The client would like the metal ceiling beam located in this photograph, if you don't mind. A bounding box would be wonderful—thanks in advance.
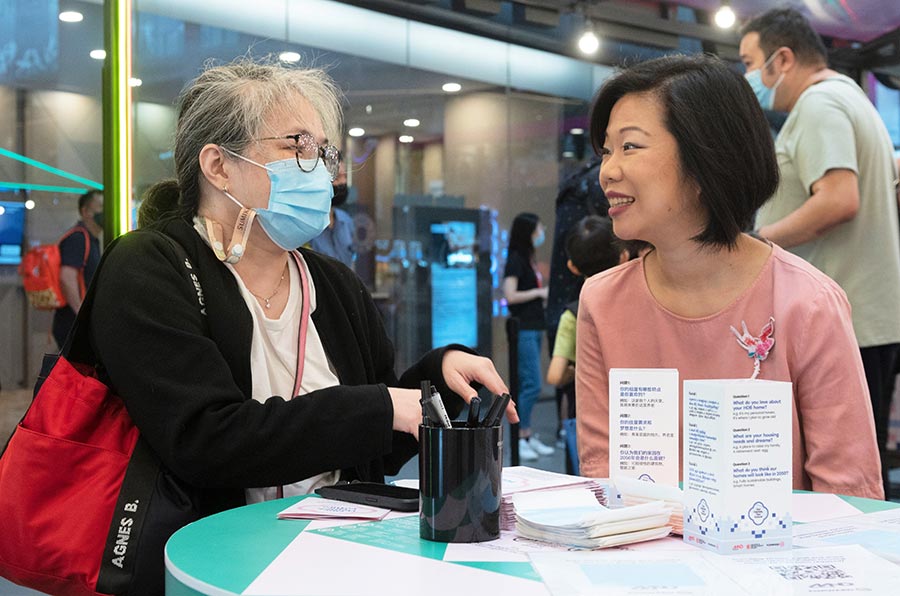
[340,0,739,59]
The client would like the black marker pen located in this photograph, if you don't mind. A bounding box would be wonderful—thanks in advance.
[466,396,482,428]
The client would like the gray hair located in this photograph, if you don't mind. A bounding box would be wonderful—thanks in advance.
[141,57,342,222]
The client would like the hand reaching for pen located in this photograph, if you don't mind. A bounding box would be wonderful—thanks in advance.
[442,350,519,424]
[388,388,422,440]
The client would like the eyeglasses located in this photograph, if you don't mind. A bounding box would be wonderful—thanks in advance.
[255,132,342,179]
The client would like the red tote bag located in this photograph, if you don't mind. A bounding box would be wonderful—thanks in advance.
[0,231,202,596]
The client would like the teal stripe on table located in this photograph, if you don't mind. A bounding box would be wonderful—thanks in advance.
[165,496,308,594]
[453,561,543,582]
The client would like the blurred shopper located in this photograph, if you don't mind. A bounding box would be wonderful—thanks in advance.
[310,160,355,267]
[576,53,882,499]
[504,212,554,460]
[546,215,626,388]
[52,190,102,348]
[741,8,900,499]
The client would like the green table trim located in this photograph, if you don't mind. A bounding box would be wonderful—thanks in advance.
[165,496,307,594]
[165,493,900,594]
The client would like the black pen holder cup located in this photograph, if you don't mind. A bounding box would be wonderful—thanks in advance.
[419,422,502,543]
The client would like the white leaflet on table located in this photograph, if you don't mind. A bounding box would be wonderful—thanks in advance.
[391,478,419,489]
[277,498,390,520]
[304,510,416,530]
[792,515,900,563]
[613,475,683,503]
[791,493,861,523]
[706,544,900,595]
[442,530,576,562]
[529,549,746,596]
[502,466,604,494]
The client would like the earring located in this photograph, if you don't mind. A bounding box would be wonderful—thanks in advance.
[223,184,228,193]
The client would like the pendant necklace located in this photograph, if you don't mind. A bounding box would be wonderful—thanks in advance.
[250,263,287,309]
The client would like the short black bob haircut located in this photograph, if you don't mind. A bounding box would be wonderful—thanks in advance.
[589,53,779,248]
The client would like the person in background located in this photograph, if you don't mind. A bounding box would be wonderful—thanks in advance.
[503,212,554,461]
[546,156,608,449]
[310,160,355,267]
[81,59,515,592]
[576,53,882,499]
[52,189,102,348]
[741,8,900,499]
[546,215,627,388]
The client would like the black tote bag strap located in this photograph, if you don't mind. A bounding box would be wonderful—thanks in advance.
[60,229,201,366]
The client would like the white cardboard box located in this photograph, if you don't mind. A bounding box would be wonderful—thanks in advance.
[682,379,792,554]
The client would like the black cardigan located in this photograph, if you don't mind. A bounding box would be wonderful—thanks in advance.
[86,217,464,516]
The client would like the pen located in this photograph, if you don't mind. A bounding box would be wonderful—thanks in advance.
[484,393,511,427]
[479,393,502,428]
[466,396,482,428]
[420,380,432,427]
[420,385,452,429]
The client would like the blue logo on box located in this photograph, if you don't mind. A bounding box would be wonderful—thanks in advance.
[698,499,710,522]
[748,501,769,526]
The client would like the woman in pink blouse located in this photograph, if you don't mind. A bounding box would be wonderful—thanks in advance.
[575,54,883,499]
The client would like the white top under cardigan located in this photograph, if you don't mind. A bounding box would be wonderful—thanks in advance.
[193,219,340,502]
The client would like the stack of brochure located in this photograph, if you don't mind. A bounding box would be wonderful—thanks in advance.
[512,487,671,548]
[500,467,607,531]
[613,475,684,535]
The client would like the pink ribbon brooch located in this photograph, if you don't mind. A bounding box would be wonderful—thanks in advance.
[729,317,775,379]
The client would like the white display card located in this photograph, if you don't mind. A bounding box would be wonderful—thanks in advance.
[682,379,792,554]
[608,368,679,486]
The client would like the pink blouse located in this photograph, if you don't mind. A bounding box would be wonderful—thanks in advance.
[575,244,883,499]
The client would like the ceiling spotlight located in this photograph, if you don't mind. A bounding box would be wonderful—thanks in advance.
[398,135,414,143]
[89,49,106,60]
[403,118,420,127]
[578,23,600,55]
[714,5,736,29]
[348,127,365,137]
[0,205,5,215]
[570,128,585,135]
[129,77,143,87]
[59,11,83,23]
[25,200,35,210]
[365,104,373,114]
[279,51,301,63]
[442,82,462,93]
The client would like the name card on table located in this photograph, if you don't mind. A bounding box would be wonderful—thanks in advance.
[608,368,679,486]
[683,379,792,554]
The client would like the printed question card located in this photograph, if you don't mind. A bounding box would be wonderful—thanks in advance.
[683,379,792,554]
[609,368,679,486]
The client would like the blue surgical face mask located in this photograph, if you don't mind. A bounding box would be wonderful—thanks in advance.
[533,228,545,248]
[744,51,784,111]
[222,149,333,250]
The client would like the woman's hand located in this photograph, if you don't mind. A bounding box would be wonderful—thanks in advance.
[388,388,423,440]
[442,350,519,424]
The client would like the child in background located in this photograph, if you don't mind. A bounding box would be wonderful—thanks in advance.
[547,215,629,387]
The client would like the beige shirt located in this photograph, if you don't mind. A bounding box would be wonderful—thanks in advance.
[755,75,900,348]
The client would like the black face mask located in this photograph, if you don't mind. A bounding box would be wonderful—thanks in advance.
[331,184,349,207]
[93,211,104,227]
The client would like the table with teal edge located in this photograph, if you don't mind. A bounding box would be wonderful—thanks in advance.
[164,492,899,596]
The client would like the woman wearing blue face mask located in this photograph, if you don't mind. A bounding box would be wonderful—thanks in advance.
[503,212,554,461]
[77,58,516,594]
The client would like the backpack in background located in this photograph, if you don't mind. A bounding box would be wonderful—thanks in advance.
[18,227,89,310]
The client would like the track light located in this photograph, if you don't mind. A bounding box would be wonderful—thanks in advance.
[714,4,736,29]
[578,22,600,55]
